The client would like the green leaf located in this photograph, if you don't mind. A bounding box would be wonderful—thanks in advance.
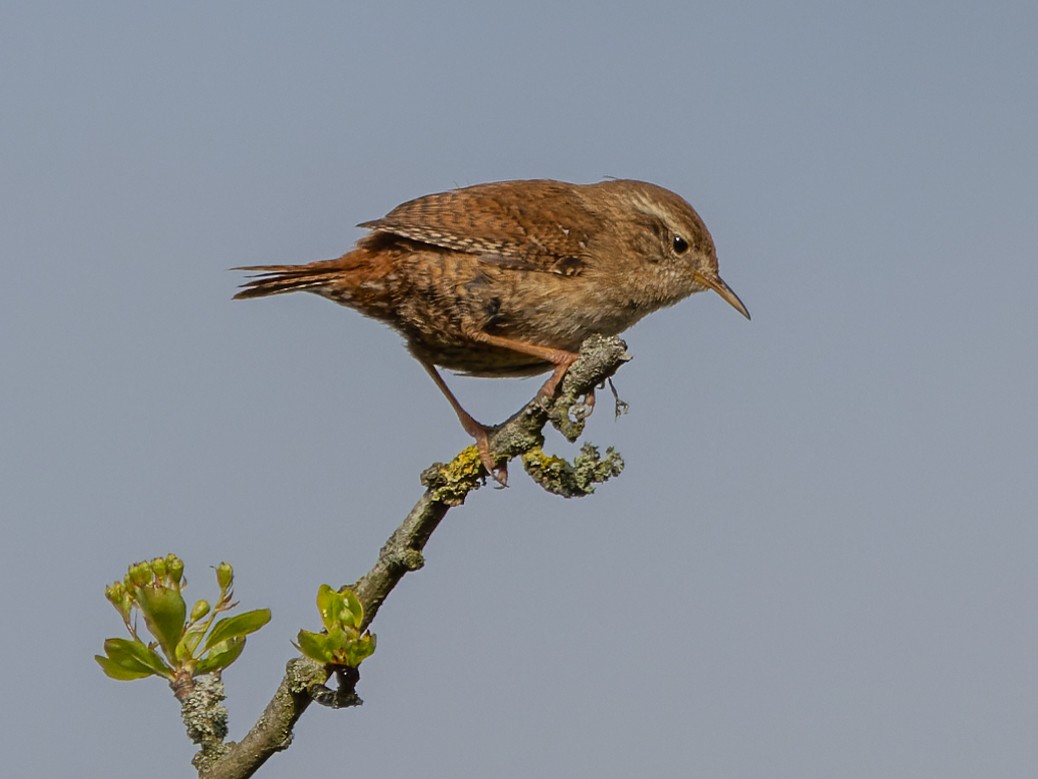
[95,654,154,680]
[324,627,351,657]
[177,621,209,661]
[136,584,186,659]
[341,589,364,629]
[295,629,333,664]
[195,636,246,674]
[315,585,343,632]
[101,638,172,679]
[346,633,376,666]
[203,608,271,651]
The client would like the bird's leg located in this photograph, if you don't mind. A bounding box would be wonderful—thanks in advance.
[419,359,508,485]
[466,331,581,399]
[468,330,599,419]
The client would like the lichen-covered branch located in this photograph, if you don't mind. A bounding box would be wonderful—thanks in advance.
[183,675,231,773]
[196,335,630,779]
[198,658,328,779]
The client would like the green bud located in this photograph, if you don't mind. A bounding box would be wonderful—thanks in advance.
[105,582,125,606]
[166,554,184,587]
[129,561,152,588]
[105,582,132,620]
[215,562,233,592]
[190,599,211,621]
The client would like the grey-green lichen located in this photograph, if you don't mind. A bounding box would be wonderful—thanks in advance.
[521,443,624,497]
[182,674,232,772]
[285,656,329,695]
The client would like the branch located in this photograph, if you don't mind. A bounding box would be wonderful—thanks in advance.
[197,335,631,779]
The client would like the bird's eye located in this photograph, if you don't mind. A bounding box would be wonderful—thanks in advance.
[672,235,689,254]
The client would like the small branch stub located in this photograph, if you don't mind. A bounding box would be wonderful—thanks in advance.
[522,443,625,497]
[309,667,363,709]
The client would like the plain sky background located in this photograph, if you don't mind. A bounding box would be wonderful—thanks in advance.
[3,2,1036,777]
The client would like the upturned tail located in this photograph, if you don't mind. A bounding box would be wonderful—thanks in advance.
[232,259,350,300]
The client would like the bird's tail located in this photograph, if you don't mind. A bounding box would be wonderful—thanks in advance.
[232,258,350,300]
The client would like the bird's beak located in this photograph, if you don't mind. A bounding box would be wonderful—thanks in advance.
[694,272,751,320]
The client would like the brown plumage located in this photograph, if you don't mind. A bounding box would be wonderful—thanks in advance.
[235,178,749,482]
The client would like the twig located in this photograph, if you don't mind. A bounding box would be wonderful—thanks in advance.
[197,335,630,779]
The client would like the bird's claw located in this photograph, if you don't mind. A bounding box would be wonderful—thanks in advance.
[474,429,508,487]
[570,389,597,422]
[607,378,629,418]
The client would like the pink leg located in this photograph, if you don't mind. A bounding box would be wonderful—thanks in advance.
[419,360,507,485]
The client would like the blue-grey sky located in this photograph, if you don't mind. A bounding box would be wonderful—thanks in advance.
[3,2,1037,777]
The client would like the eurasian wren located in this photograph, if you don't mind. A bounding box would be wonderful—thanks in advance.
[235,178,749,482]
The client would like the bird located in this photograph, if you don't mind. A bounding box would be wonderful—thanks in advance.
[234,178,749,483]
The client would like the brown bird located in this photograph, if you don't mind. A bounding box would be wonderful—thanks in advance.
[235,178,749,483]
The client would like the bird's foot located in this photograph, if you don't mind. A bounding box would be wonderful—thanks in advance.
[570,388,596,422]
[607,378,629,418]
[472,425,508,487]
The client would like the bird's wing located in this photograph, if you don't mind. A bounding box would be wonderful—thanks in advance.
[358,180,600,276]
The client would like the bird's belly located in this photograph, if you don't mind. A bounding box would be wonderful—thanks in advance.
[408,338,552,377]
